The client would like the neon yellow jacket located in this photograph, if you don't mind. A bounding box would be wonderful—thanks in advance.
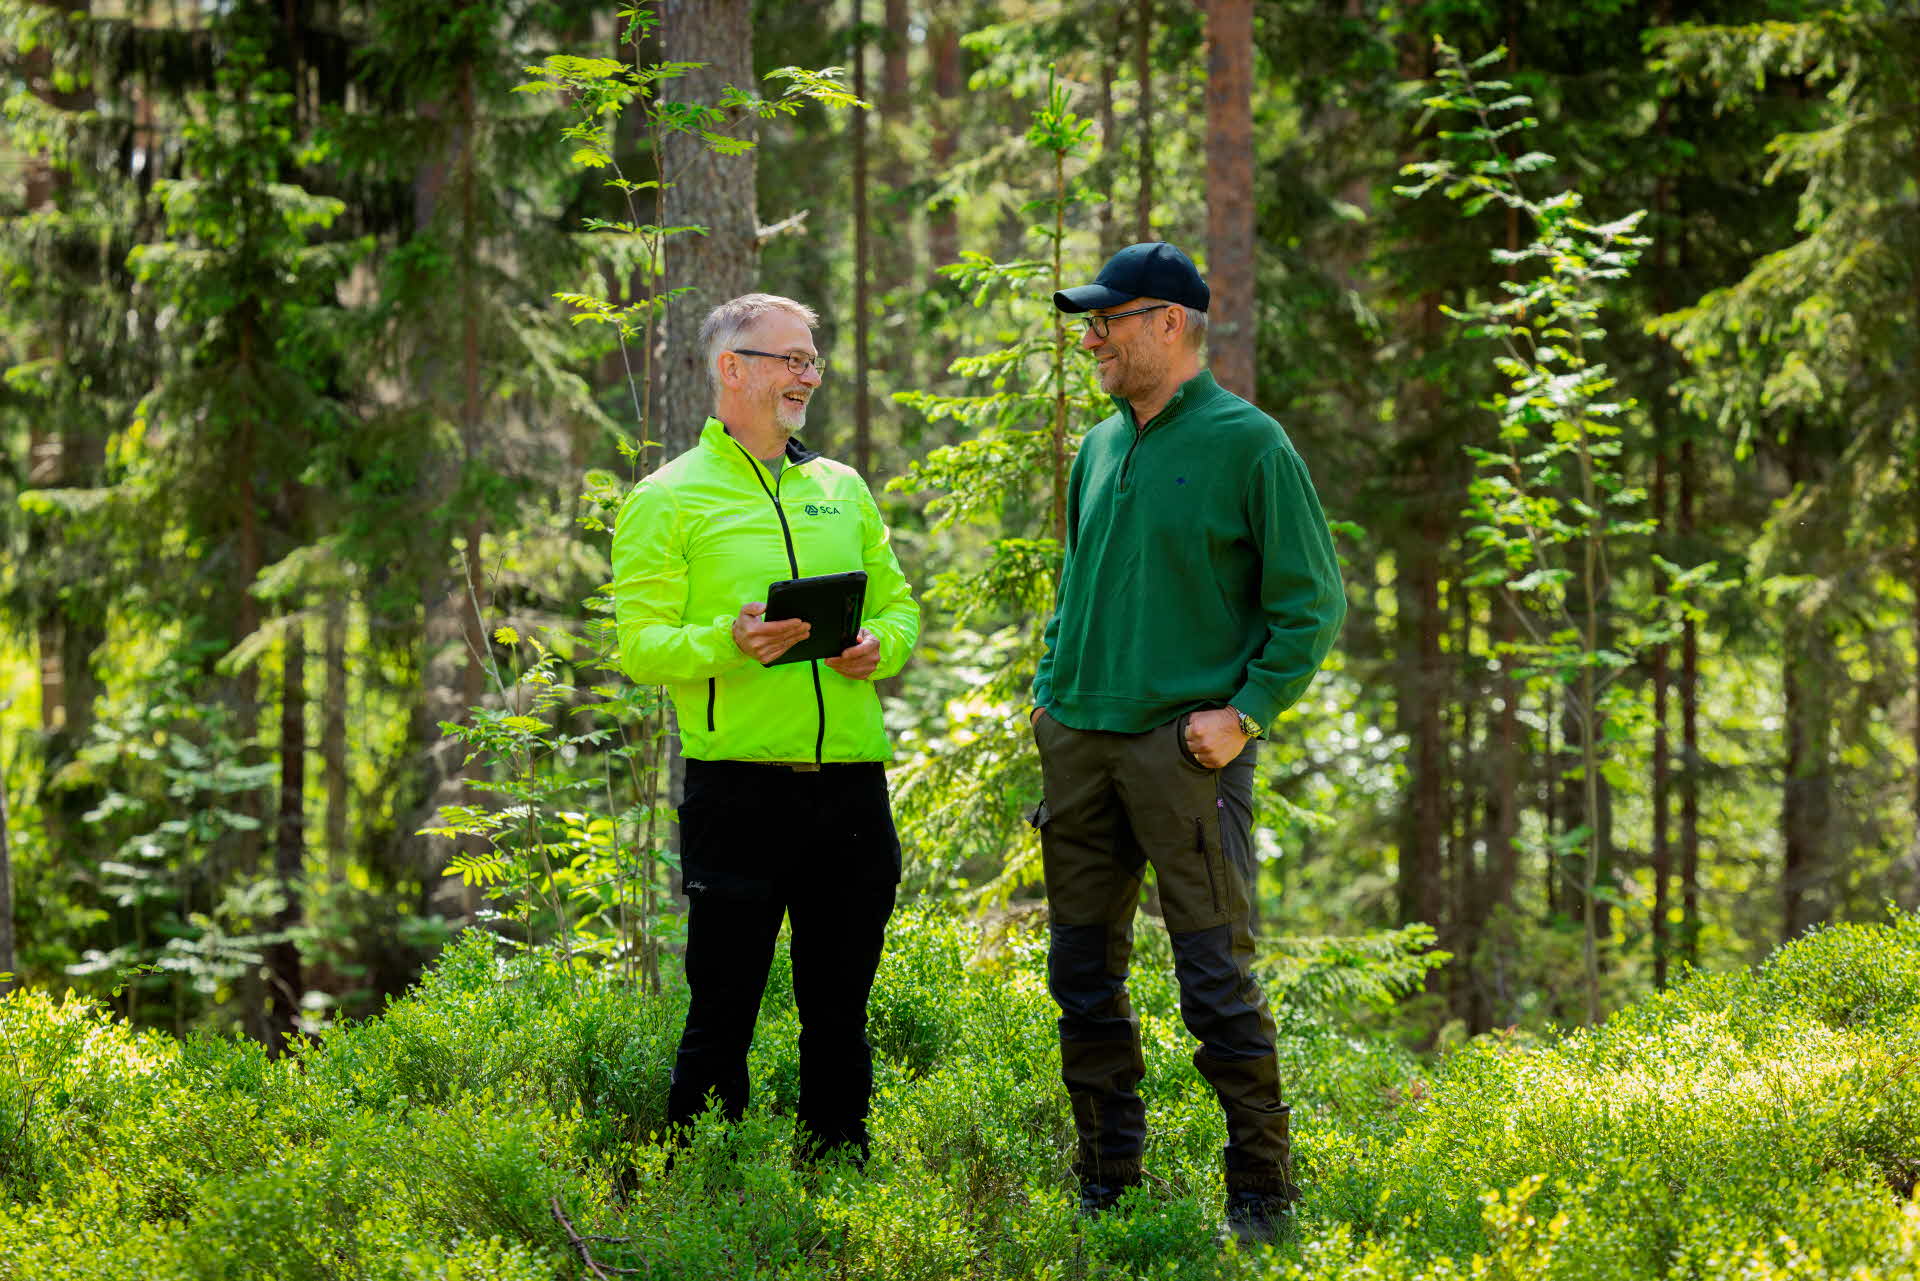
[612,416,919,764]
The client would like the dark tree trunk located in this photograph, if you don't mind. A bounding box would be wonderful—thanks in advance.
[1910,512,1920,909]
[1649,0,1675,996]
[233,316,265,881]
[879,0,914,390]
[1781,631,1834,939]
[1398,509,1447,931]
[1651,449,1673,987]
[660,0,758,458]
[1450,586,1486,1030]
[850,0,872,474]
[1097,27,1121,256]
[1909,118,1920,909]
[0,745,14,995]
[928,23,961,272]
[1679,437,1702,966]
[1135,0,1154,240]
[265,620,307,1055]
[398,62,486,895]
[1204,0,1255,398]
[323,597,349,871]
[25,1,102,856]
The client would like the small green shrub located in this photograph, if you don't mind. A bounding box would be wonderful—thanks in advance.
[4,913,1919,1279]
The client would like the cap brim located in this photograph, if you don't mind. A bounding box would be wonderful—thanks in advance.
[1052,283,1136,313]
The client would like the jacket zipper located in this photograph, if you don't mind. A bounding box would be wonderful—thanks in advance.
[1120,425,1146,492]
[736,442,827,765]
[1117,383,1191,492]
[706,678,716,732]
[1197,818,1223,914]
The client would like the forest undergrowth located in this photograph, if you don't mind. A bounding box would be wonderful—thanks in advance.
[2,908,1917,1279]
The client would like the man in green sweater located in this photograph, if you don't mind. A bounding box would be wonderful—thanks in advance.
[1031,243,1345,1243]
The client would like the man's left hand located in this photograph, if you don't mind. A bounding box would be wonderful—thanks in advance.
[825,629,881,680]
[1184,708,1251,769]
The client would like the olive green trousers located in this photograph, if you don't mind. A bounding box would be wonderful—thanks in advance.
[1032,709,1298,1200]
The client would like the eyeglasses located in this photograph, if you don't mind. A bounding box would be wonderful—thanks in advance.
[1080,304,1170,340]
[732,349,829,377]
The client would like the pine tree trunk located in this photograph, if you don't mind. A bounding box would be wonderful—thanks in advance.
[1398,508,1447,931]
[1910,512,1920,908]
[24,2,102,854]
[1651,448,1672,987]
[660,0,758,459]
[1908,121,1920,909]
[233,315,264,884]
[1450,587,1487,1031]
[1135,0,1154,240]
[398,65,480,894]
[1097,28,1120,256]
[928,23,961,272]
[851,0,872,473]
[1204,0,1255,398]
[879,0,914,393]
[0,747,14,995]
[1679,437,1702,966]
[1781,629,1834,939]
[323,597,348,871]
[265,620,307,1055]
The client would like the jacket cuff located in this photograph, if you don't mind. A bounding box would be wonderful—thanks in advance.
[708,615,752,672]
[1229,685,1281,734]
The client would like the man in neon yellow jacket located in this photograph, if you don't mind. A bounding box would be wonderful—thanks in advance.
[612,293,919,1160]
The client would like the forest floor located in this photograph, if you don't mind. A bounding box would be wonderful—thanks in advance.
[3,907,1918,1279]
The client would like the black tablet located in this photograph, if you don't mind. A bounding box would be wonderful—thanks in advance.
[762,570,868,666]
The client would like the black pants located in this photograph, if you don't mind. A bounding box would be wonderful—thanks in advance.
[666,759,899,1155]
[1032,711,1298,1201]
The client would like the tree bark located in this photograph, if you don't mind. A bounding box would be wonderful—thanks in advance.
[24,1,103,853]
[1135,0,1154,241]
[1781,627,1834,939]
[323,596,349,871]
[0,742,14,995]
[660,0,758,459]
[399,63,483,893]
[1097,27,1121,256]
[879,0,914,390]
[1679,436,1701,966]
[1651,448,1672,987]
[1398,509,1447,932]
[928,23,961,272]
[265,620,307,1055]
[1204,0,1255,399]
[1910,503,1920,910]
[851,0,872,473]
[1648,0,1675,997]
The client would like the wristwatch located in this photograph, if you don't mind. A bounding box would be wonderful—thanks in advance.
[1227,705,1262,738]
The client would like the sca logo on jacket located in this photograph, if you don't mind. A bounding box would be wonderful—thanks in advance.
[803,502,842,517]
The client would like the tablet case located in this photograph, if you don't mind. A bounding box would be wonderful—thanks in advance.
[762,570,868,666]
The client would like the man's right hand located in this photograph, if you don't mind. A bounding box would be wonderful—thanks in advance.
[732,602,810,664]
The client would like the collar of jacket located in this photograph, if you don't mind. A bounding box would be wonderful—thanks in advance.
[1109,368,1222,434]
[699,415,823,469]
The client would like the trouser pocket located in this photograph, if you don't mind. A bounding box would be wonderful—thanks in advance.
[1173,712,1212,771]
[1196,818,1223,915]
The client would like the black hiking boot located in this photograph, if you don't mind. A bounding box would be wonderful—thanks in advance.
[1223,1188,1296,1246]
[1077,1176,1139,1217]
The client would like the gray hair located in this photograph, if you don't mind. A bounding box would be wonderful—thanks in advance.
[1181,306,1208,349]
[699,293,820,399]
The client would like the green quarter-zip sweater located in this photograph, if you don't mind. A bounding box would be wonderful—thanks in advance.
[1033,371,1345,733]
[613,417,920,763]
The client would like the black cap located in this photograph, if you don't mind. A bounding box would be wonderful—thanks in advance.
[1053,241,1210,314]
